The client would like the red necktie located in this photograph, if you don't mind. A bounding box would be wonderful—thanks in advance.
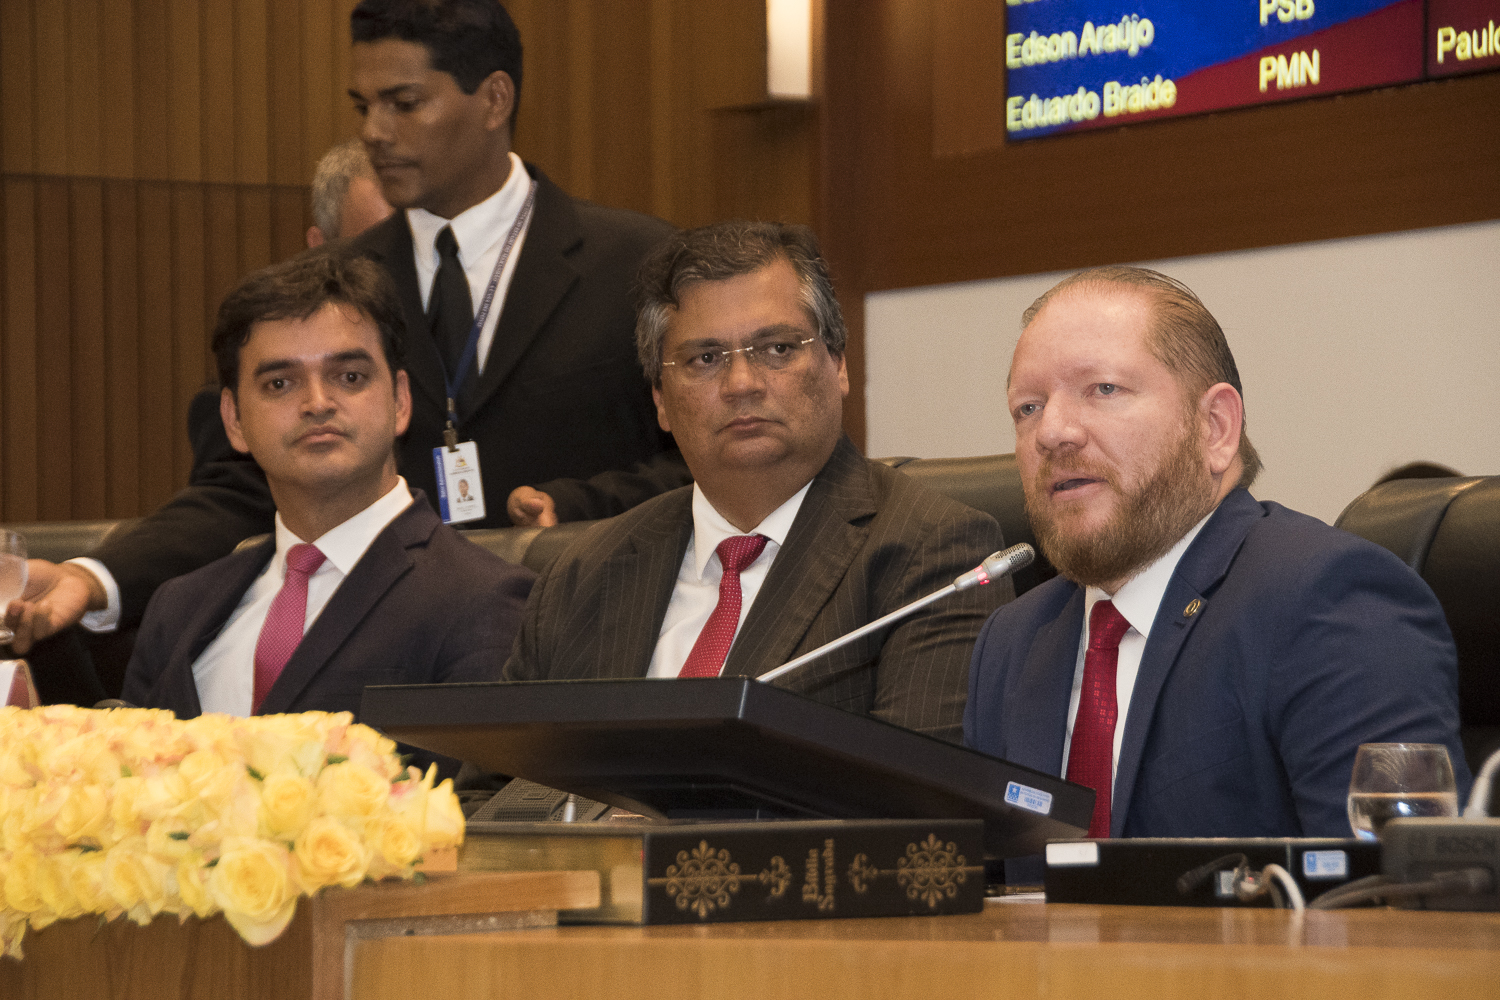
[252,543,326,714]
[1065,599,1132,838]
[678,534,769,678]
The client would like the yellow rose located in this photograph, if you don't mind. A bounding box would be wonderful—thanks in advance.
[2,908,29,961]
[104,838,171,921]
[208,836,299,946]
[35,852,83,922]
[423,779,466,850]
[294,816,369,890]
[177,749,230,797]
[145,814,197,862]
[64,849,111,913]
[259,772,316,838]
[368,813,422,873]
[41,730,120,786]
[316,761,389,818]
[54,783,108,842]
[174,854,215,919]
[4,847,45,913]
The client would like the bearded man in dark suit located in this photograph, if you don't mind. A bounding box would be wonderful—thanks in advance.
[503,222,1011,742]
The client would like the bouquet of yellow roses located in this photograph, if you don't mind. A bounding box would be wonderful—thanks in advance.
[0,705,465,959]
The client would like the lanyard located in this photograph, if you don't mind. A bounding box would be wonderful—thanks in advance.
[440,179,538,448]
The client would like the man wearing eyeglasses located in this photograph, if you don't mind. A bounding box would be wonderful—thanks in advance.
[502,221,1010,742]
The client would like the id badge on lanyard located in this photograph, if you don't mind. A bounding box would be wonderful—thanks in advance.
[431,180,536,525]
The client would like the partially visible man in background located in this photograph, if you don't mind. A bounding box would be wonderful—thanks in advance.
[305,140,394,248]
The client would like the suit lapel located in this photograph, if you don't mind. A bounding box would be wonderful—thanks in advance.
[457,168,581,421]
[724,437,874,678]
[1110,490,1265,834]
[1008,587,1085,776]
[358,214,448,416]
[597,491,693,678]
[152,543,274,718]
[256,503,435,715]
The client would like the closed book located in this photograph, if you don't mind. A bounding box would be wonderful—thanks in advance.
[461,818,985,924]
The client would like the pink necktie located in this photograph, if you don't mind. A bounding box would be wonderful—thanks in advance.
[678,535,769,678]
[252,543,326,713]
[1065,600,1132,838]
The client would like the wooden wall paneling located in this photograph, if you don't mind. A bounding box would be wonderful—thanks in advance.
[269,0,305,186]
[67,0,104,179]
[563,0,596,201]
[33,0,69,176]
[300,0,337,177]
[648,0,674,222]
[103,179,141,517]
[201,0,237,184]
[237,186,274,281]
[136,181,175,514]
[273,185,312,262]
[0,0,36,174]
[100,0,136,179]
[34,179,73,518]
[2,179,41,520]
[587,7,654,214]
[133,0,172,182]
[503,0,570,192]
[168,183,210,502]
[69,180,109,520]
[236,0,271,186]
[168,0,204,183]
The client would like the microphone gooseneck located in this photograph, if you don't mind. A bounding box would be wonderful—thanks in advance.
[756,543,1035,685]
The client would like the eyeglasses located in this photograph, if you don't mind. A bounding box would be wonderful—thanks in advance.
[661,336,820,382]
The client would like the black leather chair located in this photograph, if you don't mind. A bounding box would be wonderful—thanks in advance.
[1336,476,1500,774]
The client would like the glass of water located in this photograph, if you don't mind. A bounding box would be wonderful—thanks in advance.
[1347,742,1459,840]
[0,530,27,645]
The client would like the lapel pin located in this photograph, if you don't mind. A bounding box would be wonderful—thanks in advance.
[1183,598,1203,618]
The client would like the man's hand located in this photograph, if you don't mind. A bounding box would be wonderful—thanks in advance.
[506,486,559,528]
[3,560,107,654]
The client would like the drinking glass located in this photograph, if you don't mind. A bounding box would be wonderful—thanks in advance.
[0,531,27,645]
[1347,742,1459,840]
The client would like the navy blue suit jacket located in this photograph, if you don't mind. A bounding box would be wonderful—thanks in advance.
[121,497,534,750]
[965,489,1468,855]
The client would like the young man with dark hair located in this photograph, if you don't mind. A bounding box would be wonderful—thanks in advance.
[505,222,1010,743]
[5,0,680,679]
[120,248,533,742]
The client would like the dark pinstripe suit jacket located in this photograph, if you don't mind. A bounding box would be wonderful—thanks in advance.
[503,436,1010,741]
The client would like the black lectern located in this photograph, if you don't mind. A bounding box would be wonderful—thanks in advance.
[360,677,1092,859]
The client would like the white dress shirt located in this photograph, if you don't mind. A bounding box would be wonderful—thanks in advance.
[1060,511,1214,783]
[191,479,414,716]
[407,151,533,376]
[646,482,813,678]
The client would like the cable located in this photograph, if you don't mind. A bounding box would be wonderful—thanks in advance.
[1309,868,1494,910]
[1463,746,1500,818]
[1260,864,1306,912]
[1175,853,1304,911]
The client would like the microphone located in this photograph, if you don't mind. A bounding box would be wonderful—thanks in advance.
[756,543,1034,685]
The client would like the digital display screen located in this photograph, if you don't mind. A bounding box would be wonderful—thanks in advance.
[1004,0,1499,140]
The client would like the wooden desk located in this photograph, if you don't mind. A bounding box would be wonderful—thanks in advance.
[1,869,599,1000]
[349,899,1500,1000]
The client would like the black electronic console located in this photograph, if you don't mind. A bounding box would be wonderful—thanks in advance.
[359,677,1093,859]
[1044,838,1383,906]
[1380,818,1500,911]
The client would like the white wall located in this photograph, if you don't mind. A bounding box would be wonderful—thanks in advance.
[865,219,1500,524]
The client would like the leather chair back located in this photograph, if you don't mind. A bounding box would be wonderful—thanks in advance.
[1336,476,1500,772]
